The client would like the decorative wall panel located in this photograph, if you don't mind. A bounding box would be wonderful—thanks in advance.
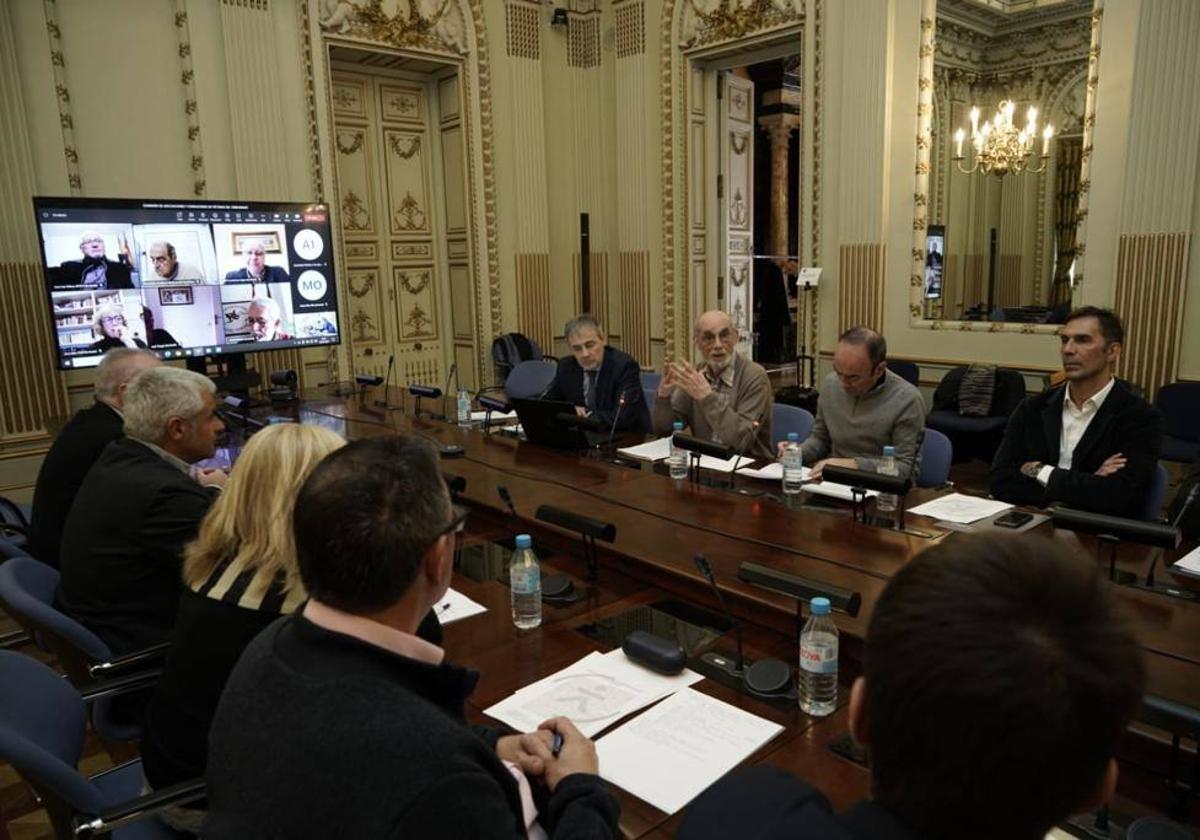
[620,251,651,365]
[219,0,289,199]
[383,130,431,235]
[516,253,553,352]
[615,2,645,58]
[838,243,885,334]
[568,14,600,69]
[505,3,540,59]
[394,267,438,341]
[1113,233,1189,398]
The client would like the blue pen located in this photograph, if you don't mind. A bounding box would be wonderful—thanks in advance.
[551,732,564,757]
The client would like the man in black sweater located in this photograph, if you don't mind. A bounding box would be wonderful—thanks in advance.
[204,435,619,839]
[990,307,1163,518]
[28,348,160,568]
[57,367,226,654]
[545,314,651,433]
[679,534,1145,840]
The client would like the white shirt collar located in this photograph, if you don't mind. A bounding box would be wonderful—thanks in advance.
[1064,377,1116,414]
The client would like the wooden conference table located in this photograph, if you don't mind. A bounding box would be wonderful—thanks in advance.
[232,390,1200,836]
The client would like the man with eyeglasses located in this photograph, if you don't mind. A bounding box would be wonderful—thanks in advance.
[652,309,774,460]
[57,231,134,289]
[147,240,203,284]
[204,435,620,838]
[223,240,290,284]
[243,297,292,342]
[796,326,925,481]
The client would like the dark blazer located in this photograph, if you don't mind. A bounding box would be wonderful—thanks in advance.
[27,401,125,569]
[55,258,133,289]
[223,265,290,283]
[989,379,1163,518]
[89,336,148,352]
[204,614,619,839]
[544,345,651,433]
[679,766,917,840]
[56,438,217,654]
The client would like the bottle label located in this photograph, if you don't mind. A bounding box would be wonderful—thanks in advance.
[800,638,838,674]
[511,564,540,594]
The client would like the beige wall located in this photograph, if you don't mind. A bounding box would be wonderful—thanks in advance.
[2,0,1198,501]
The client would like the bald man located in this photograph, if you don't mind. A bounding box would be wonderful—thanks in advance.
[652,310,773,460]
[28,348,162,568]
[57,231,133,289]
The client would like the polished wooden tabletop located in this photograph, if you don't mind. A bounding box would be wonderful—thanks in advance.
[234,390,1200,836]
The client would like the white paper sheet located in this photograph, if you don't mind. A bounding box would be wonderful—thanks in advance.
[617,436,673,462]
[908,493,1013,525]
[736,461,784,480]
[596,688,784,815]
[1170,543,1200,579]
[484,649,703,738]
[433,587,488,625]
[803,481,879,502]
[470,409,517,422]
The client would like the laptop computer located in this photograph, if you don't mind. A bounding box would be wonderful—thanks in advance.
[510,397,603,450]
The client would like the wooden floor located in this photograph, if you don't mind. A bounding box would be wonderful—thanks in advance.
[1,456,1194,839]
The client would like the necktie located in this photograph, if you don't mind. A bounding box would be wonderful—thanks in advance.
[584,370,596,411]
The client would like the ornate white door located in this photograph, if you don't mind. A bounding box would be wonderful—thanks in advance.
[721,73,755,358]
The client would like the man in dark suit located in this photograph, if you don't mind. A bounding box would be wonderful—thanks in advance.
[56,231,134,289]
[223,241,290,283]
[679,534,1144,840]
[545,314,650,434]
[989,306,1163,518]
[204,435,619,838]
[57,367,226,654]
[27,349,162,568]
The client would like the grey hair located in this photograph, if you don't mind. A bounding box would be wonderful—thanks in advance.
[838,325,887,367]
[92,303,127,336]
[150,240,177,259]
[241,240,267,256]
[94,348,159,400]
[248,297,281,322]
[564,313,604,341]
[122,367,215,444]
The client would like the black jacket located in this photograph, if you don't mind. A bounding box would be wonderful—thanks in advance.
[989,379,1163,518]
[544,346,651,433]
[56,438,217,654]
[54,258,133,289]
[203,614,619,839]
[679,766,917,840]
[27,401,124,569]
[223,265,290,283]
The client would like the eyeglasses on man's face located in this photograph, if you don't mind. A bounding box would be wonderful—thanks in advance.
[697,328,735,346]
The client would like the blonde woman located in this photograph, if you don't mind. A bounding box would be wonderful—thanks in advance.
[139,423,344,831]
[89,302,147,351]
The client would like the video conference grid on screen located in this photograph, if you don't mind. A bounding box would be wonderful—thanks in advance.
[34,197,341,369]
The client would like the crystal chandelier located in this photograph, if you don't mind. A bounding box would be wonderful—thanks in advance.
[953,100,1054,176]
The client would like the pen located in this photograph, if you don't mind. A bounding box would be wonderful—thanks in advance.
[551,732,564,757]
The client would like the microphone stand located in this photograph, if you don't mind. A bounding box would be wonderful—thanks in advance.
[375,354,403,410]
[438,363,457,422]
[602,393,628,448]
[729,415,764,493]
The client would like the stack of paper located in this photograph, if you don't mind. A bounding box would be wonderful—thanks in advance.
[596,688,784,814]
[1171,544,1200,579]
[484,649,703,738]
[434,587,488,625]
[908,493,1013,525]
[617,437,673,462]
[736,463,879,501]
[470,409,517,422]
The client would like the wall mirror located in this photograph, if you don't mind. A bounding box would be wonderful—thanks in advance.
[911,0,1100,332]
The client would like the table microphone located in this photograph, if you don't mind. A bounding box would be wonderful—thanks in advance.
[374,354,395,408]
[439,363,457,421]
[497,485,518,518]
[730,414,765,474]
[694,553,792,697]
[605,392,629,444]
[496,485,574,599]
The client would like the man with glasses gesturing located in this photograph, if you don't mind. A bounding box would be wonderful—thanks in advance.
[651,309,774,460]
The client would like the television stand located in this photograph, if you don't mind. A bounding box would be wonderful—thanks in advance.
[187,353,262,399]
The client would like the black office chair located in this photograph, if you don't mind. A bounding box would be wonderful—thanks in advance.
[926,366,1026,463]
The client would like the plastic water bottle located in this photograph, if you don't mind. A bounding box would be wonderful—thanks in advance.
[782,432,804,495]
[876,445,898,513]
[456,386,471,428]
[798,596,838,717]
[509,534,542,629]
[668,421,688,480]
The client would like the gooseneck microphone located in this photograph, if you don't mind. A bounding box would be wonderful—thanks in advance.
[375,355,400,410]
[730,413,765,474]
[694,553,744,675]
[497,485,575,600]
[439,363,457,421]
[694,553,793,697]
[497,485,518,518]
[606,392,629,444]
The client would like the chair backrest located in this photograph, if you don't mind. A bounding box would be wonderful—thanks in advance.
[916,428,953,488]
[0,651,107,835]
[644,387,657,411]
[491,333,544,381]
[640,371,662,391]
[504,360,558,400]
[888,361,920,389]
[0,535,31,561]
[1155,383,1200,443]
[1143,463,1169,522]
[771,403,815,447]
[0,557,111,682]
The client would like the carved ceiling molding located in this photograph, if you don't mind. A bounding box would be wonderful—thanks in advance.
[680,0,802,49]
[935,14,1090,73]
[318,0,467,55]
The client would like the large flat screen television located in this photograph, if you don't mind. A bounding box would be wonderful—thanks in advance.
[33,196,340,369]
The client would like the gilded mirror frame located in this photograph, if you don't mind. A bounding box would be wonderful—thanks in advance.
[909,0,1104,334]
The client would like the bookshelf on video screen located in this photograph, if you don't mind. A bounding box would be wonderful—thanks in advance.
[33,197,341,369]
